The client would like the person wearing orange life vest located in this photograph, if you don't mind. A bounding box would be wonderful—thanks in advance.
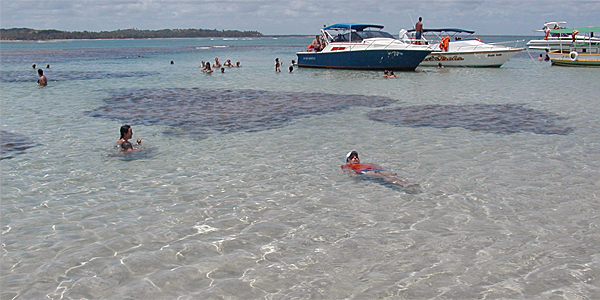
[439,36,449,52]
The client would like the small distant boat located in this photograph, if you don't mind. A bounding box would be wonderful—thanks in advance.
[296,23,434,71]
[403,28,524,67]
[526,21,600,51]
[547,26,600,67]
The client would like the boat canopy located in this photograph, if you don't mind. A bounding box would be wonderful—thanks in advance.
[323,23,384,31]
[406,28,475,34]
[550,26,600,34]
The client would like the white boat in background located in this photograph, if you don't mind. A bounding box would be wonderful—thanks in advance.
[526,21,600,51]
[547,26,600,67]
[297,23,434,71]
[402,28,524,67]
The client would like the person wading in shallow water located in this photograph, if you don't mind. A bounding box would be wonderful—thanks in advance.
[117,125,141,146]
[37,69,47,86]
[341,151,417,187]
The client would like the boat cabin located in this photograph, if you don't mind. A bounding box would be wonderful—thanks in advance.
[331,30,395,43]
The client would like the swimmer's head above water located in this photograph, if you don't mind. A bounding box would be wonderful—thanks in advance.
[346,150,359,163]
[120,125,132,140]
[121,141,133,151]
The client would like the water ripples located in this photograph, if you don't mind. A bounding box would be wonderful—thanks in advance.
[0,70,152,83]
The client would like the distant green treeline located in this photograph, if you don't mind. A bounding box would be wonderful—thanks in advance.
[0,28,263,40]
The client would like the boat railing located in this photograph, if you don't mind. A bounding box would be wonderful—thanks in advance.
[359,38,434,51]
[490,39,526,49]
[321,29,333,47]
[449,39,524,52]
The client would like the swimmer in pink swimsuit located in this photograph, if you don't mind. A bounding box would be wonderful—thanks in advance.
[341,151,416,187]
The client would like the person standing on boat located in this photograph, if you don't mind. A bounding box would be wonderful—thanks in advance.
[415,17,424,42]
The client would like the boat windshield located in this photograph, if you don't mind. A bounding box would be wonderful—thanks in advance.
[331,30,394,42]
[357,31,395,39]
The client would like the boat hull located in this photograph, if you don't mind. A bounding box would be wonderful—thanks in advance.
[297,49,431,71]
[548,52,600,67]
[419,49,523,67]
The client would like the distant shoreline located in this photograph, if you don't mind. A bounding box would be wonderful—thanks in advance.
[0,34,534,43]
[0,36,316,44]
[0,28,264,41]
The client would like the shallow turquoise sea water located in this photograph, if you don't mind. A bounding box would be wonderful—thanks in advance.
[1,36,599,299]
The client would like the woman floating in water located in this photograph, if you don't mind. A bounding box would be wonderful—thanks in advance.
[341,151,417,188]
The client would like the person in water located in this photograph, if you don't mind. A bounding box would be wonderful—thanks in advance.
[37,69,47,86]
[118,125,142,146]
[108,140,141,157]
[201,62,213,73]
[341,151,414,187]
[121,141,134,151]
[275,58,281,72]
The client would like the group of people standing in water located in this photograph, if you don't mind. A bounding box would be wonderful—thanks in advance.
[275,58,297,73]
[201,57,241,73]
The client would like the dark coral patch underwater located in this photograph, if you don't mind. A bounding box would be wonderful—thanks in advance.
[368,104,573,135]
[87,88,397,137]
[1,131,36,160]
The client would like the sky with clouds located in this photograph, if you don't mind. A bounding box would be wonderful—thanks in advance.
[1,0,599,36]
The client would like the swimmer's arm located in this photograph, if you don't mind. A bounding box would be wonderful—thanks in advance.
[137,138,142,144]
[341,165,359,175]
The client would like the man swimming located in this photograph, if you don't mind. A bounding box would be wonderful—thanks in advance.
[341,151,416,187]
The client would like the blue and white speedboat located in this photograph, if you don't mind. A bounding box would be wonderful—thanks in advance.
[297,23,434,71]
